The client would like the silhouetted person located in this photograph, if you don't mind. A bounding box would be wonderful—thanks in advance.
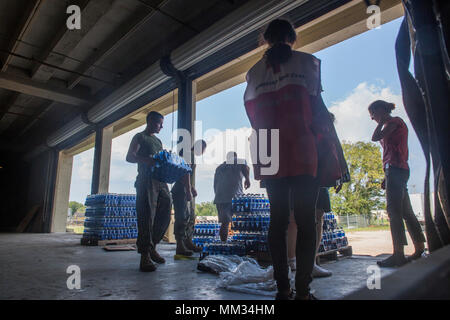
[126,111,171,272]
[213,151,250,241]
[369,100,425,267]
[244,19,348,300]
[171,140,207,256]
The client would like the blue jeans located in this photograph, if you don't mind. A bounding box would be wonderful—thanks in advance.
[385,167,425,250]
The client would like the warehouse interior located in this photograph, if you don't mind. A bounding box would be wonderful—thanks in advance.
[0,0,449,300]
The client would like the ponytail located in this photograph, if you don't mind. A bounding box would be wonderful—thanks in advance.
[265,43,293,69]
[263,19,296,69]
[368,100,396,114]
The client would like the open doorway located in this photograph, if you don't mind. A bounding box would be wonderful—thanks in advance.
[65,147,94,234]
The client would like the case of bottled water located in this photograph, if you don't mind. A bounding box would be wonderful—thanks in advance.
[195,194,349,258]
[151,150,192,183]
[81,193,138,244]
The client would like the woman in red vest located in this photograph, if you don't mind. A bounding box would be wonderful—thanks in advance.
[244,19,349,300]
[369,100,426,267]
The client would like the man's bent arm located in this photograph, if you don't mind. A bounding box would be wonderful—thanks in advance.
[126,135,154,166]
[242,165,250,189]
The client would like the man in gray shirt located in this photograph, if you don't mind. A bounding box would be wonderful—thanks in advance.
[213,151,250,241]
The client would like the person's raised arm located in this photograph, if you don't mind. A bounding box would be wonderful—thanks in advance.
[372,120,397,142]
[242,164,251,189]
[126,135,155,167]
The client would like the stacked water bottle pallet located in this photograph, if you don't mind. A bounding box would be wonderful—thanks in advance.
[195,194,351,261]
[196,194,271,259]
[192,220,220,248]
[317,212,352,261]
[80,194,138,246]
[231,194,271,261]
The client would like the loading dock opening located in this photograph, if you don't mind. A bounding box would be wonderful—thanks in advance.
[0,0,448,301]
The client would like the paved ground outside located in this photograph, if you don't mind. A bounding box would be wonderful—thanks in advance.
[347,230,419,256]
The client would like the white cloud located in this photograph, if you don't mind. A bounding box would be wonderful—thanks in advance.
[329,82,426,193]
[76,149,94,180]
[69,82,427,204]
[329,82,409,142]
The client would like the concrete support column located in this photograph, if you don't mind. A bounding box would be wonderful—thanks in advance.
[91,126,113,195]
[189,80,197,218]
[51,151,73,232]
[160,57,198,240]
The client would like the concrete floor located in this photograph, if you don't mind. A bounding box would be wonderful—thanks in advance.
[0,233,397,300]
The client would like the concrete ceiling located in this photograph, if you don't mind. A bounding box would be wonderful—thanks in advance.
[0,0,251,153]
[0,0,404,157]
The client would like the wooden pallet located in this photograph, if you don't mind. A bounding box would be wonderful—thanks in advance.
[80,238,136,246]
[317,245,353,262]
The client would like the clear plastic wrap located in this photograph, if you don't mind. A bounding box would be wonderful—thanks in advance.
[197,255,254,274]
[198,255,294,296]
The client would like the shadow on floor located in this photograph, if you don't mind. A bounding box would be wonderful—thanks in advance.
[0,233,397,300]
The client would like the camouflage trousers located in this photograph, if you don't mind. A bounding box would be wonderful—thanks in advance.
[135,178,172,254]
[172,191,196,241]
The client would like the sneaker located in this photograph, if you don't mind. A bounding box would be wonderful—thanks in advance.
[312,264,332,278]
[140,253,157,272]
[288,258,296,271]
[377,254,407,268]
[149,247,166,264]
[176,239,194,256]
[184,238,202,253]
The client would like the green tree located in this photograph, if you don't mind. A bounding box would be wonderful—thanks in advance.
[330,141,385,223]
[68,201,85,215]
[195,201,218,217]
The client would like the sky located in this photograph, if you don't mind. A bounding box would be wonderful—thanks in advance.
[69,17,427,205]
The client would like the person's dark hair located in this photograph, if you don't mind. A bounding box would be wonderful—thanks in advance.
[263,19,296,69]
[146,111,164,124]
[193,139,207,151]
[179,139,207,157]
[226,151,238,164]
[368,100,396,114]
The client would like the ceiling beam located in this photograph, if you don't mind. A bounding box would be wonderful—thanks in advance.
[10,0,153,139]
[31,0,115,83]
[104,0,404,144]
[13,101,55,139]
[0,0,43,72]
[0,72,91,106]
[66,0,169,89]
[0,0,97,133]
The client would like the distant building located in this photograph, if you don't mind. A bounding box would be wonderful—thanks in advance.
[409,193,435,223]
[371,209,388,220]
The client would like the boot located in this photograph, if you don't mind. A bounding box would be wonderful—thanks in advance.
[184,237,202,253]
[140,252,156,272]
[149,246,166,264]
[176,238,193,256]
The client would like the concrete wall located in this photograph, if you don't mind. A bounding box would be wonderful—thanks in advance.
[51,152,73,232]
[0,149,59,232]
[0,152,28,231]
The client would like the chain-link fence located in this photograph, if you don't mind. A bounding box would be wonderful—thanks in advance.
[336,214,388,229]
